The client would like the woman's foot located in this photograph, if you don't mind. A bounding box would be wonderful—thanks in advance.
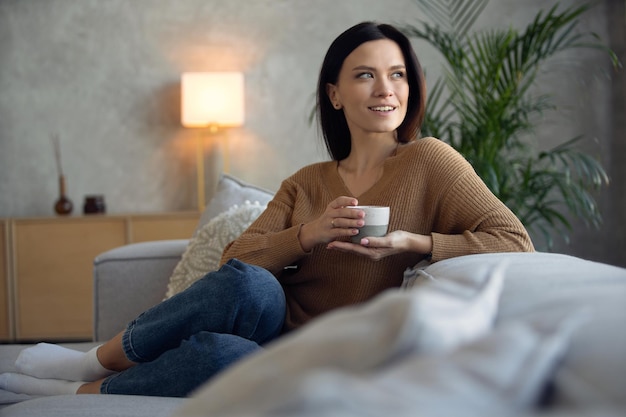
[15,343,115,382]
[0,372,83,396]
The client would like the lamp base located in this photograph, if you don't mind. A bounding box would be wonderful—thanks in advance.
[197,135,206,212]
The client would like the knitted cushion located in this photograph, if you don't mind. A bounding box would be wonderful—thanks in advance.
[164,202,266,299]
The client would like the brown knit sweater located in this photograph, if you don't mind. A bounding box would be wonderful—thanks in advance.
[222,137,534,330]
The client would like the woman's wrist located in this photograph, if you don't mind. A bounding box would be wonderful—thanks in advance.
[298,223,315,252]
[405,232,433,256]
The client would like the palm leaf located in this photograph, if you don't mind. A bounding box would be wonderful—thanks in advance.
[413,0,489,36]
[401,0,616,249]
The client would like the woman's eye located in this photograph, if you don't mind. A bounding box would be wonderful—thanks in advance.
[391,71,405,79]
[357,72,373,79]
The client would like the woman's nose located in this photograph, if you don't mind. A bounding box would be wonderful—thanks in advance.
[374,79,393,97]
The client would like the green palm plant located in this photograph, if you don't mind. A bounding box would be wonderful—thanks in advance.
[401,0,619,249]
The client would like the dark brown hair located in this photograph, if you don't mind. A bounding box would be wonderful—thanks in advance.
[316,22,427,161]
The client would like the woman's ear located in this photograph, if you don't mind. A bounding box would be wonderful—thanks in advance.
[326,83,342,110]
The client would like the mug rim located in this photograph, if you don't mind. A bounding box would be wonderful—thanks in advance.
[346,205,389,209]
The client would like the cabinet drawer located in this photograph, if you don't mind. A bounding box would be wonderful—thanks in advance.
[13,218,126,340]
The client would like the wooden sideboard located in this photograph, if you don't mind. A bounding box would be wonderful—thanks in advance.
[0,212,200,343]
[0,220,9,342]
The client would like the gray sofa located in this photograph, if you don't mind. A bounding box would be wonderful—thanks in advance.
[1,175,626,417]
[1,174,276,416]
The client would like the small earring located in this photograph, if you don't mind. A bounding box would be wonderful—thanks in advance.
[334,103,341,109]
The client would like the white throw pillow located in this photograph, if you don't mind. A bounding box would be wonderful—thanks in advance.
[164,202,266,299]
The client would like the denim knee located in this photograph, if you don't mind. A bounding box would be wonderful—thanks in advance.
[194,259,285,314]
[197,259,286,341]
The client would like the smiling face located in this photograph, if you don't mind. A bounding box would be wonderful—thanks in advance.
[326,39,409,140]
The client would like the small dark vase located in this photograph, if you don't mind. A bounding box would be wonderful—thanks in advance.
[54,175,73,216]
[83,195,106,215]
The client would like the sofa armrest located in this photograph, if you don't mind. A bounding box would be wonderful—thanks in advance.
[92,240,188,341]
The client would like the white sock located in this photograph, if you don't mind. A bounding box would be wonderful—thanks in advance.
[0,373,83,396]
[15,343,115,382]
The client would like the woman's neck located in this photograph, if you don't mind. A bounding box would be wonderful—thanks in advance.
[336,135,399,197]
[340,135,399,175]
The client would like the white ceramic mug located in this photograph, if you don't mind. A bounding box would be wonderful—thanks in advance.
[346,205,390,243]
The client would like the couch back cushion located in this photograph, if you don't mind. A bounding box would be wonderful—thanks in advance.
[196,174,274,234]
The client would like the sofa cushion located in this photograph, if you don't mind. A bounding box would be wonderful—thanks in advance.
[0,394,185,417]
[196,174,274,234]
[164,202,267,299]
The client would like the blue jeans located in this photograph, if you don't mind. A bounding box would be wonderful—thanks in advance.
[100,259,286,397]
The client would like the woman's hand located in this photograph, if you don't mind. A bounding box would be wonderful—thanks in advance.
[298,196,365,252]
[327,230,433,261]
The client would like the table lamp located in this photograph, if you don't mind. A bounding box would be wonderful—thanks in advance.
[181,72,244,211]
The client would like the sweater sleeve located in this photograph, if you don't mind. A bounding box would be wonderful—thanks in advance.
[220,179,309,275]
[430,166,535,261]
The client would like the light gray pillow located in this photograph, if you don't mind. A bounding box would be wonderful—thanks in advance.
[196,174,274,234]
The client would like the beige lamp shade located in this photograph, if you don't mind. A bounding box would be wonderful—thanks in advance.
[181,72,245,128]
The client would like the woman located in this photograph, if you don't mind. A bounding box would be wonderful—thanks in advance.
[0,21,533,398]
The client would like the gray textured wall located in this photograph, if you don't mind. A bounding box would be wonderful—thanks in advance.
[0,0,623,266]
